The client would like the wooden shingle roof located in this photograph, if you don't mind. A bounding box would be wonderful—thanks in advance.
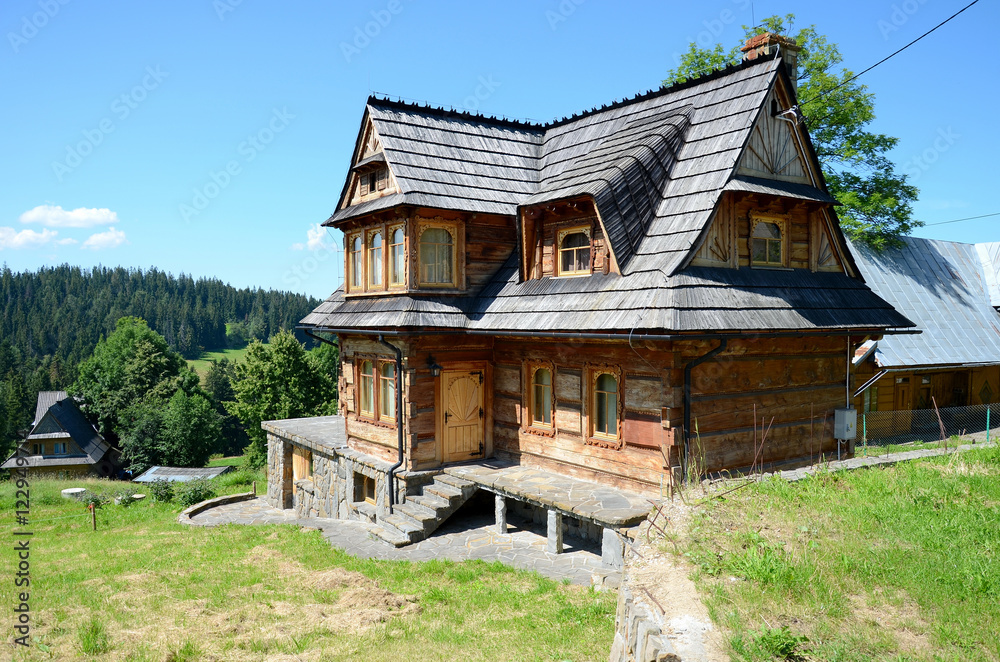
[309,53,914,336]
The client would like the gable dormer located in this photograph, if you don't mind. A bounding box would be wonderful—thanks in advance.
[736,87,811,185]
[345,121,398,207]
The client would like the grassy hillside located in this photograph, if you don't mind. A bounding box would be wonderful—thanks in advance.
[0,476,615,661]
[187,346,253,379]
[676,445,1000,661]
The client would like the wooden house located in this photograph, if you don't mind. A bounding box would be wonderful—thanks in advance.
[265,35,914,556]
[1,391,119,478]
[850,237,1000,436]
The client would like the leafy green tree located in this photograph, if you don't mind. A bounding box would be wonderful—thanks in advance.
[118,403,164,475]
[204,358,235,403]
[73,317,187,439]
[160,390,222,468]
[665,14,919,250]
[227,331,335,467]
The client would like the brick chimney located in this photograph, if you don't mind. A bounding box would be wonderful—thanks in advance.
[741,33,801,95]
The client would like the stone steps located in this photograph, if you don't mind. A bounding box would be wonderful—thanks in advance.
[371,473,478,547]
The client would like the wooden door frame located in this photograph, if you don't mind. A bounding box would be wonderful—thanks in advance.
[434,361,493,465]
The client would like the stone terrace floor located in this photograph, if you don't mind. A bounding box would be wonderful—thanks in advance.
[188,497,619,587]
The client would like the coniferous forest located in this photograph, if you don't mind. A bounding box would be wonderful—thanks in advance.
[0,263,321,457]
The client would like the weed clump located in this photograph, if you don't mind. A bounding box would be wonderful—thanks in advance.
[78,616,111,655]
[176,477,217,507]
[148,478,175,503]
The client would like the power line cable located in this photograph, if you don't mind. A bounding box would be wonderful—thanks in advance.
[923,211,1000,227]
[800,0,981,107]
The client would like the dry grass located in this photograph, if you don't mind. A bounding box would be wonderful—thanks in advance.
[2,477,615,661]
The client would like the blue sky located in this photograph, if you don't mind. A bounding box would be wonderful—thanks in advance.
[1,0,996,300]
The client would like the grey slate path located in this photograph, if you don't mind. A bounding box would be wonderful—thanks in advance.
[186,497,617,587]
[763,439,997,482]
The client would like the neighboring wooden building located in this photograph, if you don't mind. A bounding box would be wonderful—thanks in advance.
[850,237,1000,432]
[266,35,913,550]
[1,391,119,478]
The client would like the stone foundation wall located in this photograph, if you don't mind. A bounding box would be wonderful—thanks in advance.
[609,583,673,662]
[292,451,337,519]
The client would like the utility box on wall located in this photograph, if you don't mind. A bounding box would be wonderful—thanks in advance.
[834,408,857,440]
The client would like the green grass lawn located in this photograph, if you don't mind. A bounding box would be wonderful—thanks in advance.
[675,445,1000,661]
[1,473,615,661]
[186,346,253,379]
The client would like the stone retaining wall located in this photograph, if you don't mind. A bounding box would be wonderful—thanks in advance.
[178,491,257,525]
[609,583,675,662]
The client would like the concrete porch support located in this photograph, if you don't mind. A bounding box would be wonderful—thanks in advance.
[547,509,563,554]
[495,494,507,534]
[602,527,625,570]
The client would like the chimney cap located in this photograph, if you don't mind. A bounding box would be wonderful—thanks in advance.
[741,32,801,57]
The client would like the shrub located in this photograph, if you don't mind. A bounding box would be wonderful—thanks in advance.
[114,490,138,507]
[176,478,217,507]
[148,478,175,503]
[80,491,108,509]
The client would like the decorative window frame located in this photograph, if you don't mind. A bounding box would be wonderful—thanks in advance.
[586,364,623,449]
[556,226,593,277]
[53,442,68,455]
[387,222,407,289]
[749,213,790,269]
[347,231,365,293]
[416,219,463,289]
[353,354,399,428]
[378,361,398,423]
[366,227,386,290]
[523,360,556,436]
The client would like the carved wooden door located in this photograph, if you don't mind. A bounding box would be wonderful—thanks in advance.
[442,370,484,462]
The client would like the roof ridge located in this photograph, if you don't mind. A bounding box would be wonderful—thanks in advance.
[367,50,781,132]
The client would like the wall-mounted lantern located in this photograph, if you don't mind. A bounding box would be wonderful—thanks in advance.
[427,355,443,377]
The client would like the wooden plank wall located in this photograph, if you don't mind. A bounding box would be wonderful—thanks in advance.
[340,333,861,490]
[492,338,673,493]
[683,337,846,471]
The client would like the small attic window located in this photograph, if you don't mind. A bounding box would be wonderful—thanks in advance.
[359,167,388,196]
[751,217,788,267]
[558,227,592,276]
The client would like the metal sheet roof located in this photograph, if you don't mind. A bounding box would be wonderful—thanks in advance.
[132,465,234,483]
[976,242,1000,309]
[849,237,1000,368]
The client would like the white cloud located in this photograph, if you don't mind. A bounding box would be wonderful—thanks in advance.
[56,237,79,245]
[20,204,119,228]
[291,223,333,251]
[0,227,58,250]
[81,227,127,250]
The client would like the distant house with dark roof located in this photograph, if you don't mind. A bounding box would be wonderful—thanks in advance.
[1,391,119,478]
[264,34,914,549]
[850,237,1000,419]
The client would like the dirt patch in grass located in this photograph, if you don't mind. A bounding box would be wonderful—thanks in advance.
[628,497,729,662]
[848,590,932,655]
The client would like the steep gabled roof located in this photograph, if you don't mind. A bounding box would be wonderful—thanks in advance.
[33,390,68,425]
[307,53,913,336]
[849,237,1000,368]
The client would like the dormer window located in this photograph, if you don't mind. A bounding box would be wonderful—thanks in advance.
[557,227,591,276]
[750,216,788,268]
